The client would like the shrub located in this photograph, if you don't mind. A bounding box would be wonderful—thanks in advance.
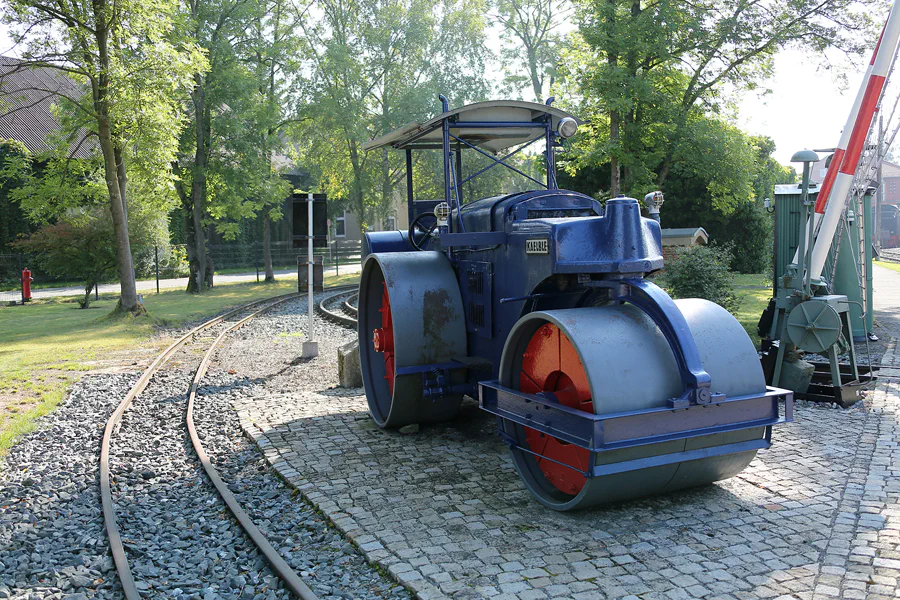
[13,216,117,309]
[663,244,740,315]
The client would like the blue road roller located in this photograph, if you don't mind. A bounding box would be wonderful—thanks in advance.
[357,96,793,511]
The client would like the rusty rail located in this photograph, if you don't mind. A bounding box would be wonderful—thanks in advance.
[100,287,354,599]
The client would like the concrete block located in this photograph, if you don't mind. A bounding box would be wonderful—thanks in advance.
[780,358,814,394]
[339,340,363,388]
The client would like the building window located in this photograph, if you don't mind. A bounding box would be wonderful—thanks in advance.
[335,211,346,237]
[385,215,397,231]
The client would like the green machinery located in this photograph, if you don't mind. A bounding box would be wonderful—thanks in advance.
[759,150,873,407]
[771,181,875,340]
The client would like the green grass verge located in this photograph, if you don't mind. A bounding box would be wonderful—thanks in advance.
[874,259,900,274]
[0,272,360,457]
[731,274,771,347]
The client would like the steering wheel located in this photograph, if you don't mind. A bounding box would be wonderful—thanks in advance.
[408,212,438,251]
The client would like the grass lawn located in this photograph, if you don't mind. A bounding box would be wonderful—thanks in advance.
[0,272,359,457]
[874,259,900,274]
[731,274,771,347]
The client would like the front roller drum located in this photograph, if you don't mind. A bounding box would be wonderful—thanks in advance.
[499,299,768,511]
[359,252,467,428]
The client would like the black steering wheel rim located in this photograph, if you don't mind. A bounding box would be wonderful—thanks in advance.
[408,212,438,251]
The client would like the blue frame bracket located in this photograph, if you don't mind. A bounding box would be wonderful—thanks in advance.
[479,379,793,479]
[591,278,715,407]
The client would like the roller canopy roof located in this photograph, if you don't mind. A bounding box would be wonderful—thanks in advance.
[362,100,580,153]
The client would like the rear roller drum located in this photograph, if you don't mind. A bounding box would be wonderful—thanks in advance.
[500,299,767,511]
[359,252,467,428]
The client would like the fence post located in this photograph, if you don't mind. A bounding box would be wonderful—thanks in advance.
[155,246,160,294]
[95,282,99,301]
[17,253,24,304]
[255,241,260,283]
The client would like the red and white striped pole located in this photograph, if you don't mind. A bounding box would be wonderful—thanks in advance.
[808,5,900,281]
[792,21,887,265]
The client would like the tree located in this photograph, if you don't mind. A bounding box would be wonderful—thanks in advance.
[15,218,117,309]
[298,0,490,230]
[0,140,35,251]
[245,0,303,282]
[176,0,303,289]
[2,0,205,313]
[647,133,796,273]
[176,0,256,292]
[564,0,878,197]
[494,0,570,102]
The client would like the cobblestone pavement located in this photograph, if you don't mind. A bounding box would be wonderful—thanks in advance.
[231,268,900,600]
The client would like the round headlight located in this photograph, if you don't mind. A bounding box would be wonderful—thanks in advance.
[558,117,578,139]
[435,202,451,222]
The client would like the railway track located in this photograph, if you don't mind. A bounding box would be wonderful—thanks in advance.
[99,288,353,599]
[316,289,358,328]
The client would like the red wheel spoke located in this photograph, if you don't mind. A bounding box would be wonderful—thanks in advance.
[374,282,395,395]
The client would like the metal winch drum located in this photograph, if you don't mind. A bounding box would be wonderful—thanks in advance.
[355,97,792,511]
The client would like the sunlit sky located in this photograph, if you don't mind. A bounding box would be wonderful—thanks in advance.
[735,47,873,165]
[0,19,889,167]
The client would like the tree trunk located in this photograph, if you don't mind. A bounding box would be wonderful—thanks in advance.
[98,116,140,313]
[187,76,209,292]
[607,0,621,197]
[527,47,542,102]
[92,12,141,315]
[114,146,127,222]
[610,109,621,196]
[263,211,274,282]
[183,194,201,294]
[191,183,208,290]
[80,280,94,309]
[205,253,215,288]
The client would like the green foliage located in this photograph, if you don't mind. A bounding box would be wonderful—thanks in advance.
[13,215,118,308]
[655,135,794,273]
[2,0,206,311]
[663,244,740,315]
[559,0,878,197]
[297,0,491,229]
[0,140,35,251]
[495,0,569,102]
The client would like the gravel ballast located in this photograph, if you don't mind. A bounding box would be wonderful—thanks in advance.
[0,294,410,600]
[0,373,132,599]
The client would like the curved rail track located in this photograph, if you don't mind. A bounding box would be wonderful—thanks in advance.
[100,287,354,599]
[316,289,358,329]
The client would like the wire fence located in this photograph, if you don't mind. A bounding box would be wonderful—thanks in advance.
[209,240,362,276]
[0,240,363,307]
[0,253,24,305]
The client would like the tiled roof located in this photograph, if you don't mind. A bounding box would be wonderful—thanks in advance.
[0,56,94,158]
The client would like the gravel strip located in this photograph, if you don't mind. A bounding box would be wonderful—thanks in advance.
[0,291,406,600]
[193,371,408,599]
[109,359,293,600]
[0,373,134,599]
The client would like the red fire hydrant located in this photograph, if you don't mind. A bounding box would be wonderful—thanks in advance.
[21,267,33,303]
